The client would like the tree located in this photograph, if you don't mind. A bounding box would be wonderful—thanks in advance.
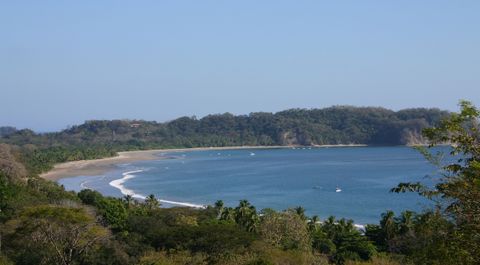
[397,210,414,235]
[312,216,376,264]
[4,205,108,265]
[391,100,480,264]
[144,194,160,210]
[96,198,128,230]
[379,211,397,247]
[123,195,134,209]
[308,215,320,232]
[78,189,103,205]
[259,209,311,251]
[234,200,259,232]
[293,206,307,221]
[0,144,27,182]
[0,173,13,217]
[137,251,206,265]
[219,207,235,223]
[0,173,14,254]
[214,200,224,219]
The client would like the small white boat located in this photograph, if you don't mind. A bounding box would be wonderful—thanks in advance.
[335,187,342,193]
[250,152,256,156]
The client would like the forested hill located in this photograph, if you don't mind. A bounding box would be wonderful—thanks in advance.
[2,106,448,149]
[0,106,448,175]
[2,103,479,265]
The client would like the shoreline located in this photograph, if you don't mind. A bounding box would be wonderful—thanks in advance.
[40,144,367,182]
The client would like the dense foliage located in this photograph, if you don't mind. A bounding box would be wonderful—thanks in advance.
[3,107,448,148]
[1,102,479,264]
[385,100,480,264]
[0,106,447,179]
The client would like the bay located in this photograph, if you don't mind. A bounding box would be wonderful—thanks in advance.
[59,146,438,224]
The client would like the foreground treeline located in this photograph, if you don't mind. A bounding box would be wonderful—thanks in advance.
[1,101,479,264]
[0,177,381,265]
[0,106,447,176]
[0,174,475,265]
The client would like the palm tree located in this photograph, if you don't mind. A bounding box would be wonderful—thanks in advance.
[123,195,134,209]
[323,216,337,237]
[398,210,414,235]
[308,215,320,231]
[214,200,224,219]
[380,210,397,241]
[220,207,235,222]
[214,200,224,209]
[235,200,258,232]
[246,212,260,232]
[337,218,354,234]
[238,199,250,209]
[144,194,160,210]
[235,200,250,222]
[294,206,307,220]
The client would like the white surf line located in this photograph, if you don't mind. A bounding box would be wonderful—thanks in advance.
[354,224,366,231]
[80,180,92,190]
[159,199,206,209]
[311,220,366,231]
[109,170,145,199]
[109,169,206,209]
[110,171,361,222]
[80,175,105,190]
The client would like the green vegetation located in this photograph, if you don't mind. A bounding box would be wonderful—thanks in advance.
[0,102,479,264]
[0,106,447,177]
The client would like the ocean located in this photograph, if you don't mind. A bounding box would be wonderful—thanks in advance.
[59,146,439,224]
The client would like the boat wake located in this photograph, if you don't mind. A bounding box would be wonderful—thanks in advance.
[109,169,206,209]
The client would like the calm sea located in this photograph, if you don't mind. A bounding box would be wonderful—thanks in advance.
[59,146,439,224]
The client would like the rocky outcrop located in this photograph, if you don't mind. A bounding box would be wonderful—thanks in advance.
[401,129,429,146]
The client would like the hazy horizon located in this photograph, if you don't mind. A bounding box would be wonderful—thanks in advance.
[2,1,479,131]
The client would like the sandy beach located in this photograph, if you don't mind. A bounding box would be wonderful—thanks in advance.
[40,144,367,181]
[40,149,162,181]
[39,146,285,181]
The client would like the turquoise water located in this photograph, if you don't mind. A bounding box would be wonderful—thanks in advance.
[59,147,438,224]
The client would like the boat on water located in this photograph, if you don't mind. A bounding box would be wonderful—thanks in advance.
[250,152,256,156]
[335,186,342,193]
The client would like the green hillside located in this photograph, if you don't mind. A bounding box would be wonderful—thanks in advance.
[1,103,479,265]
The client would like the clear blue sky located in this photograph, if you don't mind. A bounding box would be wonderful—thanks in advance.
[1,1,479,131]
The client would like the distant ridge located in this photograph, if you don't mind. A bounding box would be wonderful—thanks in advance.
[2,106,448,149]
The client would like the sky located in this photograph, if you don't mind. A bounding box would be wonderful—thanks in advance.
[1,1,479,132]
